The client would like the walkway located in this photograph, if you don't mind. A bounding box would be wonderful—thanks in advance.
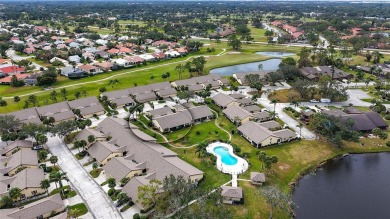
[46,136,123,219]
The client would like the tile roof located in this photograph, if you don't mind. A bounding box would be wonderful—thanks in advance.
[211,93,236,108]
[102,156,144,181]
[221,186,243,199]
[87,141,125,163]
[1,140,33,155]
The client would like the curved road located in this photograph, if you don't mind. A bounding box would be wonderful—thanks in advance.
[6,49,45,70]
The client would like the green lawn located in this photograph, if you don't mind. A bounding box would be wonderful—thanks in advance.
[248,26,269,42]
[165,120,229,146]
[89,168,103,178]
[68,203,88,217]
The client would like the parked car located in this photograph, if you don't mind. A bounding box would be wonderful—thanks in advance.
[310,99,319,103]
[320,98,331,103]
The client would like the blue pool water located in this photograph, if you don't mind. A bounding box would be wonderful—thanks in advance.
[213,146,238,165]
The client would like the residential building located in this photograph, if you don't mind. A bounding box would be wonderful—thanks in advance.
[8,108,42,125]
[0,194,65,219]
[0,168,45,200]
[211,93,239,109]
[79,64,103,75]
[103,156,145,182]
[68,96,105,118]
[36,102,75,124]
[87,141,126,165]
[1,140,33,157]
[0,149,38,176]
[300,66,353,81]
[238,121,296,148]
[101,89,135,107]
[233,71,272,85]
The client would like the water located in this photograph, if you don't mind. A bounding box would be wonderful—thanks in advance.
[293,153,390,219]
[209,58,281,76]
[213,146,238,165]
[255,51,294,57]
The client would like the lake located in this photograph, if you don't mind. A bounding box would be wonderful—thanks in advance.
[209,58,281,76]
[255,51,295,57]
[293,153,390,219]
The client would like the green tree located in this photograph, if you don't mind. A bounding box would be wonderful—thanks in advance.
[13,96,20,109]
[261,186,293,219]
[107,178,116,189]
[227,35,242,50]
[38,150,48,162]
[137,179,162,210]
[9,187,21,202]
[50,155,58,167]
[40,179,51,195]
[270,99,279,119]
[60,88,67,101]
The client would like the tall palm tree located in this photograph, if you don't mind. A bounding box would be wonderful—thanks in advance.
[175,64,184,80]
[270,99,279,119]
[296,123,303,137]
[13,96,20,109]
[290,100,299,109]
[49,172,68,198]
[50,155,58,167]
[195,141,208,158]
[40,179,50,196]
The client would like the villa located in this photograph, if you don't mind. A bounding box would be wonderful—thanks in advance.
[238,121,296,148]
[87,141,126,165]
[0,168,45,200]
[300,66,353,81]
[0,149,38,176]
[233,71,273,85]
[68,96,105,119]
[36,102,75,124]
[102,156,145,182]
[101,89,135,107]
[1,140,33,157]
[8,108,42,125]
[211,93,240,109]
[0,194,65,219]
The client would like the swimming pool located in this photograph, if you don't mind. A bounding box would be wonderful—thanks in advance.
[207,142,249,175]
[213,146,238,165]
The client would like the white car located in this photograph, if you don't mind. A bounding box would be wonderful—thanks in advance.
[310,99,319,103]
[320,98,331,103]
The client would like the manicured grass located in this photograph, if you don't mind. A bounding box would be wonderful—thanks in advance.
[49,185,77,199]
[165,120,229,146]
[68,203,88,217]
[0,42,303,113]
[89,168,102,178]
[248,26,269,42]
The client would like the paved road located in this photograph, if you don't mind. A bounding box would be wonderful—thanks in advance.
[46,136,123,219]
[6,49,44,70]
[257,95,317,140]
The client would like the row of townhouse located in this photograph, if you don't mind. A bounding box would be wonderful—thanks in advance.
[74,117,204,210]
[211,93,297,148]
[149,103,214,133]
[7,96,105,125]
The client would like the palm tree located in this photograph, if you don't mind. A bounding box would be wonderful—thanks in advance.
[270,99,279,119]
[175,64,184,80]
[50,155,58,167]
[195,141,208,158]
[13,96,20,109]
[296,123,303,137]
[60,88,67,101]
[49,172,68,198]
[74,91,81,99]
[9,187,21,202]
[290,100,299,109]
[40,179,51,196]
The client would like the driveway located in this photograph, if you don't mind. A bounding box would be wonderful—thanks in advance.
[258,94,317,140]
[6,49,44,70]
[46,136,123,219]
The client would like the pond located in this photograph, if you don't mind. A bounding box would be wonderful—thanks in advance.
[293,153,390,219]
[255,51,295,57]
[209,58,281,76]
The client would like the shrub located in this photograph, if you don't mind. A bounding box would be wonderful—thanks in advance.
[294,112,300,117]
[385,115,390,120]
[108,188,115,196]
[44,166,52,173]
[386,141,390,147]
[133,214,140,219]
[196,130,201,135]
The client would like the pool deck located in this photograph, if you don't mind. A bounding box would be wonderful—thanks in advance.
[207,142,249,175]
